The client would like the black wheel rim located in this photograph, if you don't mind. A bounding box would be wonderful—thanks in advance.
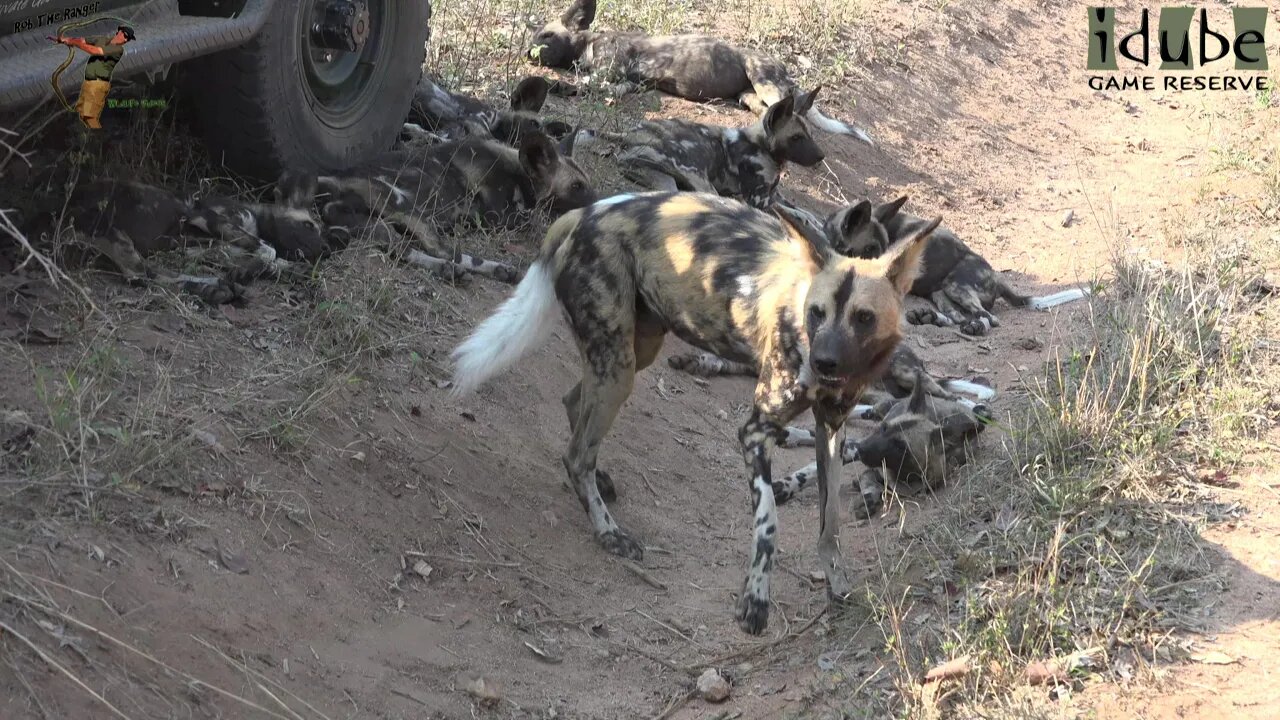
[300,0,392,126]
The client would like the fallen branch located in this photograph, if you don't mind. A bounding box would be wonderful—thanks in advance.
[621,559,668,591]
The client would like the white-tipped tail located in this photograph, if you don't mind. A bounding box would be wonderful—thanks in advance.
[450,262,559,396]
[942,379,997,401]
[1029,287,1091,310]
[805,107,874,146]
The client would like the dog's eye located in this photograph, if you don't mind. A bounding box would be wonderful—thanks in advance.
[853,309,876,327]
[570,181,584,192]
[808,306,826,325]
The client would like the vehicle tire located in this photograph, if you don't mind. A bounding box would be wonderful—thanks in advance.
[184,0,431,179]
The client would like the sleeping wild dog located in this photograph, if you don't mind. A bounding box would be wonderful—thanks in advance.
[773,372,992,515]
[405,75,573,146]
[301,130,595,283]
[451,192,937,634]
[527,0,874,144]
[46,179,245,305]
[580,89,824,209]
[830,196,1091,335]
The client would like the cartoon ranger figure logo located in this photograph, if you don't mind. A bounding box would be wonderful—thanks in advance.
[47,24,136,129]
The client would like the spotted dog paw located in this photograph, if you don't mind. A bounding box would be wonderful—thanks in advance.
[597,529,644,560]
[960,317,992,336]
[853,490,883,520]
[433,264,471,285]
[906,308,950,327]
[493,264,521,285]
[595,469,617,503]
[824,567,854,605]
[736,589,770,635]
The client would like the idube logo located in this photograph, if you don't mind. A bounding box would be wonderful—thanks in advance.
[1087,7,1270,92]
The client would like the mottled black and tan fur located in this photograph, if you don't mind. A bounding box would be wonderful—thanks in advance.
[581,90,824,209]
[527,0,873,144]
[405,75,573,146]
[773,371,992,513]
[300,131,595,283]
[832,196,1090,335]
[42,179,247,305]
[451,192,936,634]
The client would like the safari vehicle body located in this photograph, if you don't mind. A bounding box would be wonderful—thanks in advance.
[0,0,433,178]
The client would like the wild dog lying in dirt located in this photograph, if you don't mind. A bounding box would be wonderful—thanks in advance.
[450,192,937,634]
[526,0,874,144]
[405,75,573,146]
[34,179,248,304]
[772,374,992,516]
[827,196,1091,335]
[297,130,595,284]
[578,89,824,209]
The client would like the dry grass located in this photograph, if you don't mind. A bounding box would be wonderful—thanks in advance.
[832,162,1280,717]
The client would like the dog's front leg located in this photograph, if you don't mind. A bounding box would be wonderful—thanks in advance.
[736,407,786,634]
[813,401,853,603]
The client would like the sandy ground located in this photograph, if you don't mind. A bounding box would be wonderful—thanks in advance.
[2,0,1277,718]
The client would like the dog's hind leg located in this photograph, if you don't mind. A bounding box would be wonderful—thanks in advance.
[562,312,664,504]
[564,352,643,560]
[667,351,756,377]
[945,285,999,335]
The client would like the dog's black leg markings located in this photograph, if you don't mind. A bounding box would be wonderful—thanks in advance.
[563,382,616,502]
[737,408,783,635]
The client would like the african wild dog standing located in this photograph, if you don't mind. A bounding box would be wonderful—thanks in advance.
[580,89,824,209]
[828,196,1091,335]
[405,75,573,146]
[527,0,874,144]
[450,192,936,634]
[304,130,595,283]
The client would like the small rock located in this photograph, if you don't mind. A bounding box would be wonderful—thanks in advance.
[1061,209,1074,228]
[697,668,731,703]
[464,676,502,706]
[1015,337,1044,351]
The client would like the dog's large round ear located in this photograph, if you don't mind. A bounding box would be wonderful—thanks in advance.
[908,371,930,414]
[763,94,797,136]
[774,202,833,268]
[841,199,873,236]
[519,130,561,183]
[510,76,550,113]
[561,0,596,30]
[875,195,909,224]
[558,125,580,156]
[881,215,940,295]
[795,86,821,115]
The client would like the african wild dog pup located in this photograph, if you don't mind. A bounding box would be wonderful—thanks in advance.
[580,89,824,210]
[308,130,595,283]
[405,75,573,146]
[772,372,992,516]
[527,0,874,144]
[830,196,1091,335]
[451,192,937,634]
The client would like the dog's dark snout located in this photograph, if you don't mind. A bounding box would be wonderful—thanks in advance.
[811,354,839,376]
